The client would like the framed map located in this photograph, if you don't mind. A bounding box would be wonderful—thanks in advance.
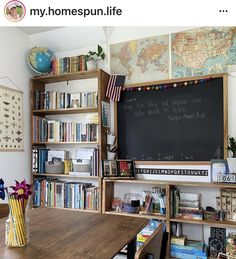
[110,34,169,84]
[171,27,236,78]
[0,85,23,151]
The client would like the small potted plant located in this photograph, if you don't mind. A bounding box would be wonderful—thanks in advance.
[86,45,105,70]
[226,136,236,173]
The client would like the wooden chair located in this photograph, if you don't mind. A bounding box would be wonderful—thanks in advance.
[135,223,163,259]
[0,204,9,218]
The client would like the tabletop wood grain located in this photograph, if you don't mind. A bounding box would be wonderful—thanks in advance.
[0,207,148,259]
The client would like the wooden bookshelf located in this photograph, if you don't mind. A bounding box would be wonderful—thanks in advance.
[103,178,236,258]
[31,69,110,213]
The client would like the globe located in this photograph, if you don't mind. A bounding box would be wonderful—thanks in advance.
[28,47,54,74]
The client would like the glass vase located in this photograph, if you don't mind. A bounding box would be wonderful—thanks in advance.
[5,198,29,247]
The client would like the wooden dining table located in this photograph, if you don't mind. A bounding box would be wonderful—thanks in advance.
[0,207,148,259]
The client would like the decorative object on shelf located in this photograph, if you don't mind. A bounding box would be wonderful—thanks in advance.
[85,44,105,70]
[211,159,228,182]
[209,237,225,258]
[102,101,111,127]
[5,180,32,247]
[226,232,236,257]
[123,193,141,213]
[216,189,236,221]
[27,47,54,74]
[105,74,126,102]
[209,227,226,258]
[111,197,122,211]
[107,146,117,161]
[217,173,236,183]
[64,159,72,175]
[0,83,23,151]
[102,160,117,177]
[107,132,116,145]
[45,161,64,174]
[227,136,236,173]
[116,160,134,177]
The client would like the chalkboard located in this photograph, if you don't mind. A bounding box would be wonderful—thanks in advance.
[117,76,226,161]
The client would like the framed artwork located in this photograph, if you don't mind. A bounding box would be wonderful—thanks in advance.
[117,160,134,177]
[102,160,117,177]
[0,85,23,151]
[211,159,228,182]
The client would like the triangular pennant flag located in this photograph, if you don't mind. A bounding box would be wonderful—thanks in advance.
[105,74,126,101]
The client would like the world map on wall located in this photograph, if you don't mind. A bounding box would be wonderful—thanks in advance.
[110,35,169,84]
[172,27,236,78]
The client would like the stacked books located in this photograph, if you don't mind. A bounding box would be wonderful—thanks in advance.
[34,90,98,110]
[32,147,49,174]
[171,239,207,259]
[32,117,98,143]
[137,219,162,249]
[178,193,203,220]
[52,55,86,75]
[33,179,99,210]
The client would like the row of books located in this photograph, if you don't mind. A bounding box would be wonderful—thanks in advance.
[34,179,99,210]
[34,90,98,110]
[171,188,203,220]
[52,55,87,75]
[33,117,98,143]
[32,148,49,174]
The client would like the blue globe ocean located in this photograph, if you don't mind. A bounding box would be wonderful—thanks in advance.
[28,47,54,74]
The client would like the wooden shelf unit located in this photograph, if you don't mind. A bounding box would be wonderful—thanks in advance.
[103,178,236,258]
[31,69,110,213]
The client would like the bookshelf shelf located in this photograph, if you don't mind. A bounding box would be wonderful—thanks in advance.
[104,211,166,220]
[32,141,99,145]
[170,217,236,228]
[32,173,99,179]
[33,107,98,115]
[104,178,236,189]
[31,69,110,213]
[32,69,101,84]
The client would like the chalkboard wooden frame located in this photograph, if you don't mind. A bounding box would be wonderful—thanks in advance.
[115,73,228,162]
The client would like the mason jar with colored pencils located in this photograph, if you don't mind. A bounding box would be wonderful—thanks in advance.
[5,196,30,247]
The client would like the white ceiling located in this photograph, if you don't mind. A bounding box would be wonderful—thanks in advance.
[24,27,107,53]
[18,27,64,35]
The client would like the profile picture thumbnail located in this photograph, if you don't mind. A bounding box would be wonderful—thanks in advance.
[4,1,26,22]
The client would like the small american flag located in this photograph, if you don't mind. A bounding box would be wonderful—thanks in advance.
[105,74,126,101]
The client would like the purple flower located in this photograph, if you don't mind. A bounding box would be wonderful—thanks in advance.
[9,180,32,200]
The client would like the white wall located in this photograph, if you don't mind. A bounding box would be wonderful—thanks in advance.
[0,27,33,198]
